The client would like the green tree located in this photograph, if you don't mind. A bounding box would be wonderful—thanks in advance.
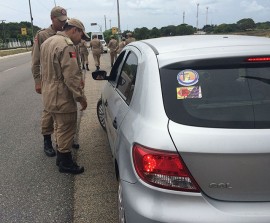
[256,22,270,30]
[175,24,194,35]
[134,27,149,40]
[149,27,160,38]
[213,23,238,33]
[160,25,177,36]
[237,18,255,30]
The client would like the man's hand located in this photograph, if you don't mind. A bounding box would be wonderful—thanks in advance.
[80,80,85,89]
[35,83,42,94]
[79,98,87,111]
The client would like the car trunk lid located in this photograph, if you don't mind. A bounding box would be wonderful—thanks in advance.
[168,121,270,202]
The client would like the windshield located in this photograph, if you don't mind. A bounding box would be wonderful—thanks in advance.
[160,57,270,128]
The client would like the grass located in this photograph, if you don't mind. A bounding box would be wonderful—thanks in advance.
[0,48,32,57]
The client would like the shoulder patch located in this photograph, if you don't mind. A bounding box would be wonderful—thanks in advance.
[65,38,73,45]
[69,52,77,58]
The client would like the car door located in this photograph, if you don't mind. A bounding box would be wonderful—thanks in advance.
[103,49,139,156]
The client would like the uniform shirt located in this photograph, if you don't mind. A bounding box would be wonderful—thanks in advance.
[117,41,126,54]
[90,38,103,55]
[108,39,118,53]
[40,31,86,113]
[79,40,89,54]
[125,37,136,45]
[32,25,56,84]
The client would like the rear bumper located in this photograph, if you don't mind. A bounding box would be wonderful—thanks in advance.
[122,179,270,223]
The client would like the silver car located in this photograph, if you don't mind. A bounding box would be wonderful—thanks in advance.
[93,35,270,223]
[100,39,108,53]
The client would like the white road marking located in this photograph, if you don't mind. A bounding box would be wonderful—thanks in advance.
[4,67,16,72]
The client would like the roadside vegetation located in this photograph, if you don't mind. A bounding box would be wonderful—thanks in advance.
[0,48,31,57]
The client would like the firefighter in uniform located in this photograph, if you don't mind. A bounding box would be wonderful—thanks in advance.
[108,35,118,67]
[90,35,103,71]
[31,6,68,157]
[78,39,89,71]
[125,32,136,44]
[40,18,88,174]
[116,37,126,55]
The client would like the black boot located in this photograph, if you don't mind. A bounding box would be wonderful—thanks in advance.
[82,64,85,70]
[57,151,84,174]
[72,143,80,149]
[44,135,56,157]
[86,64,89,71]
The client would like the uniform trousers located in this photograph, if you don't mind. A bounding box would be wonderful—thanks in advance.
[110,50,117,65]
[80,51,89,64]
[50,112,77,153]
[41,109,54,135]
[92,52,101,67]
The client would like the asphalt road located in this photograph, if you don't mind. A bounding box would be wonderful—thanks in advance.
[0,51,118,222]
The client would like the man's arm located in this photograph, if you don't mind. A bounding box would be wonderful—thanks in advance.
[31,32,42,94]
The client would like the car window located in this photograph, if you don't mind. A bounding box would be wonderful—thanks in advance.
[116,52,138,105]
[109,50,127,85]
[160,57,270,129]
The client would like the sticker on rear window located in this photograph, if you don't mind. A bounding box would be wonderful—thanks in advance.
[177,69,199,86]
[176,86,202,99]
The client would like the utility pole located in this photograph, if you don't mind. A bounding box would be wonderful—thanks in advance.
[0,20,6,46]
[183,11,185,24]
[109,19,111,29]
[54,0,57,7]
[28,0,34,40]
[206,7,209,26]
[196,3,199,31]
[104,15,107,31]
[116,0,121,39]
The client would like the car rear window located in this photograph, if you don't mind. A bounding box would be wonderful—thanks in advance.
[160,57,270,128]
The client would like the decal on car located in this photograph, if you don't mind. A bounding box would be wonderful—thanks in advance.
[176,86,202,99]
[177,69,199,86]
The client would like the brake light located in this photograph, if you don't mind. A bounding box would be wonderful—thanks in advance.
[246,57,270,62]
[132,144,200,192]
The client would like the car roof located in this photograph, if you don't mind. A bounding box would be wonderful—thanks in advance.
[134,35,270,67]
[141,35,270,54]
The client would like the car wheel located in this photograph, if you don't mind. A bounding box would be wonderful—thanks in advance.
[118,180,126,223]
[97,98,106,131]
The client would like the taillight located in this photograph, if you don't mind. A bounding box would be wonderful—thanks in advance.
[246,57,270,62]
[132,144,200,192]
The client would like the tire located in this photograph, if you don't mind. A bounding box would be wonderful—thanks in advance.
[118,180,126,223]
[97,98,106,131]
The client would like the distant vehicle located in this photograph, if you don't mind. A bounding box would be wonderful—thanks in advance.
[92,35,270,223]
[100,40,108,53]
[91,32,104,41]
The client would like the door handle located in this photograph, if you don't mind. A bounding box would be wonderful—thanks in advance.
[113,117,117,129]
[104,100,108,107]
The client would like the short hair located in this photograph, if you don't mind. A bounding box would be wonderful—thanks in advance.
[92,34,97,38]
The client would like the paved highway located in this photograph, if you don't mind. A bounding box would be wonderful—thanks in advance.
[0,52,118,222]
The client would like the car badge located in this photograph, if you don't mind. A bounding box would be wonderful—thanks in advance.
[177,69,199,86]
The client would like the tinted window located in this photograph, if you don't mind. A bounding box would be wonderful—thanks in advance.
[160,57,270,128]
[116,52,138,104]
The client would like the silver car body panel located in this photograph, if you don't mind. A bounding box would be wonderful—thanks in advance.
[100,35,270,222]
[122,179,270,223]
[168,121,270,201]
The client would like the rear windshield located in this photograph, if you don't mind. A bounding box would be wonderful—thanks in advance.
[160,57,270,128]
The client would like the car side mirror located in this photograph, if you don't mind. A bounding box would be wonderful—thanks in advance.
[92,70,108,80]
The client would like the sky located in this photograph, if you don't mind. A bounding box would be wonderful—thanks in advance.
[0,0,269,33]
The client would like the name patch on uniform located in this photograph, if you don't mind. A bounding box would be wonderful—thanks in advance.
[69,52,76,58]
